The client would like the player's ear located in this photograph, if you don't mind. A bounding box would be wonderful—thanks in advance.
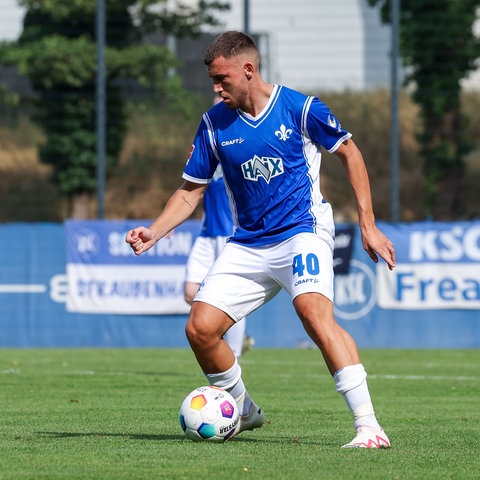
[244,62,254,79]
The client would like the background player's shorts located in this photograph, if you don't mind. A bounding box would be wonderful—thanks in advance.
[185,236,228,284]
[194,232,334,322]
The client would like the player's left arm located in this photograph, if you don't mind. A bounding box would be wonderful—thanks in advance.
[126,180,206,256]
[334,139,396,270]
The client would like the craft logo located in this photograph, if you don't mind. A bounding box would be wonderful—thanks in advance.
[241,155,284,183]
[221,137,244,147]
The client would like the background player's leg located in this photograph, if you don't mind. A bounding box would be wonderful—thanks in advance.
[184,281,200,305]
[224,317,246,358]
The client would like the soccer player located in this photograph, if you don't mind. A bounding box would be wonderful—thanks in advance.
[184,164,250,359]
[126,31,395,448]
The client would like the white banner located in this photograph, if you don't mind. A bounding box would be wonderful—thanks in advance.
[66,264,190,314]
[377,263,480,310]
[65,220,200,315]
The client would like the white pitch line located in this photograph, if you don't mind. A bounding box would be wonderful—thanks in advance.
[0,284,47,293]
[1,370,478,381]
[369,374,479,381]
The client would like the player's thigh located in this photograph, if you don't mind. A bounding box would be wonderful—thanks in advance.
[272,232,334,302]
[194,242,281,322]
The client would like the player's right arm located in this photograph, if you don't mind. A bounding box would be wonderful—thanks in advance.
[126,180,207,256]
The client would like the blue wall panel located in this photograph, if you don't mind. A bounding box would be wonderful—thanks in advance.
[1,221,479,348]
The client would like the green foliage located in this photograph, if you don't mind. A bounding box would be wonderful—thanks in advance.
[370,1,480,115]
[0,0,228,208]
[4,36,99,88]
[1,349,479,479]
[4,89,480,221]
[368,0,480,217]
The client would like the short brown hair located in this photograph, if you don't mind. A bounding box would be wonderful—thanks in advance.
[204,31,258,66]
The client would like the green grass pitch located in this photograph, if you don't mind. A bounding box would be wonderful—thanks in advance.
[1,348,479,479]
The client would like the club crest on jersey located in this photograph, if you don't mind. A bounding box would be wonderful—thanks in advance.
[275,124,292,141]
[327,114,343,133]
[241,155,284,183]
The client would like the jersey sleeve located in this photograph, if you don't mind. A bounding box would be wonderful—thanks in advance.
[305,97,352,153]
[182,113,220,183]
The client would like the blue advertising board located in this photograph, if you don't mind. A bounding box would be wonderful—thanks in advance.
[0,221,479,348]
[330,221,480,348]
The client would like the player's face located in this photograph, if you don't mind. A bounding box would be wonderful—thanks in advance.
[208,56,250,110]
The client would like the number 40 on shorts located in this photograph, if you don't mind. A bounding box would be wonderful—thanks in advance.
[292,253,320,277]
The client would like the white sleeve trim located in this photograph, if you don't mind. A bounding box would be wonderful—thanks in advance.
[182,172,211,184]
[328,133,352,154]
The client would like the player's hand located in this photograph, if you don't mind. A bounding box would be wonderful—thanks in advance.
[361,226,396,271]
[125,226,157,255]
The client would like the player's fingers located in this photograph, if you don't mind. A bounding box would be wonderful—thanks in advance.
[125,229,145,255]
[379,244,396,270]
[126,226,154,255]
[365,246,379,264]
[132,244,144,255]
[125,229,138,244]
[130,239,146,256]
[387,244,396,270]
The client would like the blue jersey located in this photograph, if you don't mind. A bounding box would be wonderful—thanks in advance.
[183,85,351,247]
[200,168,234,238]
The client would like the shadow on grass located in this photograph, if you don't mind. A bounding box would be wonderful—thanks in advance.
[36,431,328,445]
[37,432,185,441]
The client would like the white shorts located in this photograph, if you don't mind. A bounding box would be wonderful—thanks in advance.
[194,232,334,322]
[185,236,228,284]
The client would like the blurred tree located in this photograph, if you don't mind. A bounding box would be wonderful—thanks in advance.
[368,0,480,219]
[0,0,228,218]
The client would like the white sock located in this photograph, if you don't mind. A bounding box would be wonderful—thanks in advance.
[334,364,381,430]
[205,359,252,416]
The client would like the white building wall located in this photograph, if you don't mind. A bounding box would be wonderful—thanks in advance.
[212,0,391,92]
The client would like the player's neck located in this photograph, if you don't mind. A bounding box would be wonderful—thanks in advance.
[242,82,274,117]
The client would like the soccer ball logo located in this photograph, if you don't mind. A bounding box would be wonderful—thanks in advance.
[179,386,239,442]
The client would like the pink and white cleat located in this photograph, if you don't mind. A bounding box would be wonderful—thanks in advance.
[342,426,391,449]
[235,401,264,435]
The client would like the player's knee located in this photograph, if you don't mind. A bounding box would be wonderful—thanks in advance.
[294,294,336,328]
[185,317,214,349]
[296,306,328,332]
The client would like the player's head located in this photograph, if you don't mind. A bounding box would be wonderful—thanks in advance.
[204,31,259,67]
[204,31,260,110]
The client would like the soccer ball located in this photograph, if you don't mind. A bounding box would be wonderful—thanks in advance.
[179,386,239,442]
